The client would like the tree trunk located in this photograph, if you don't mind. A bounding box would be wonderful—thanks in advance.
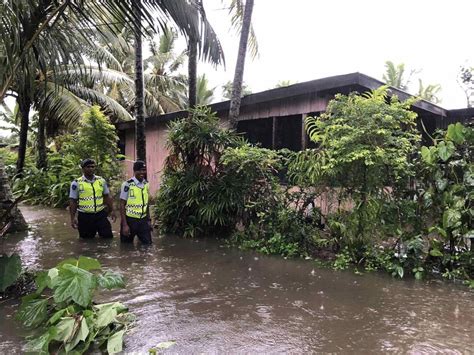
[36,111,47,169]
[228,0,254,129]
[0,158,27,234]
[133,0,146,162]
[16,93,32,175]
[188,40,198,110]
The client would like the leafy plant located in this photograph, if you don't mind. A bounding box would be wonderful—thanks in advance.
[0,253,22,292]
[305,86,420,250]
[417,122,473,279]
[16,256,133,354]
[12,106,123,207]
[155,106,245,237]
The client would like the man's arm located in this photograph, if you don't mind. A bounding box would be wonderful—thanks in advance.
[120,199,130,236]
[102,180,116,221]
[69,198,78,229]
[104,194,117,222]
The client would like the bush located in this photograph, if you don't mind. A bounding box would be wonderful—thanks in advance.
[13,106,123,208]
[155,106,245,237]
[16,256,133,354]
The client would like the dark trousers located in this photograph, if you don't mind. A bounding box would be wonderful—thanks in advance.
[78,210,113,239]
[120,216,152,245]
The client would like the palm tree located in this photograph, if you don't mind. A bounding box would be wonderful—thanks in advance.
[417,79,441,104]
[194,74,216,105]
[133,0,146,161]
[382,61,420,92]
[228,0,256,129]
[1,0,225,172]
[222,80,252,99]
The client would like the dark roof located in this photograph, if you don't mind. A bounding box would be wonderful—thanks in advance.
[117,72,454,130]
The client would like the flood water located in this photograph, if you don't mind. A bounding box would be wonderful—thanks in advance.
[1,205,473,353]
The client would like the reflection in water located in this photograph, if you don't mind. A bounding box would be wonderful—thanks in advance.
[0,205,473,353]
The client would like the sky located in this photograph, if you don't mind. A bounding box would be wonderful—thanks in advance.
[200,0,473,108]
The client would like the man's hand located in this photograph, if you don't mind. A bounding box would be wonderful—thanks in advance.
[109,211,117,223]
[122,223,130,236]
[71,217,78,229]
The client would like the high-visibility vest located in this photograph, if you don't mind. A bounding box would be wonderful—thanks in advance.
[125,179,149,219]
[77,176,106,213]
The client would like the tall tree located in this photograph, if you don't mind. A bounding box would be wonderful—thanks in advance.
[382,61,417,91]
[458,66,474,108]
[417,79,441,104]
[228,0,255,129]
[2,0,224,172]
[222,80,251,99]
[133,0,146,162]
[195,74,216,105]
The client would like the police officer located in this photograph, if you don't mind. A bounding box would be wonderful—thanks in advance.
[69,158,116,239]
[119,160,152,244]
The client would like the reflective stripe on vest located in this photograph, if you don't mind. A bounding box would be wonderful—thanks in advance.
[77,176,105,213]
[125,181,149,219]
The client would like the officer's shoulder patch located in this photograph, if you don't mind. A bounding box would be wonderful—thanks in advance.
[124,185,129,192]
[72,184,77,190]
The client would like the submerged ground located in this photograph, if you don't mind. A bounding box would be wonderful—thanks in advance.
[1,205,473,353]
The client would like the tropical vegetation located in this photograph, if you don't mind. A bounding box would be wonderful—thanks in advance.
[156,95,473,286]
[11,106,123,207]
[16,256,132,354]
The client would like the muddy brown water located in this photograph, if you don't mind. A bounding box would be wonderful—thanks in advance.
[0,205,473,354]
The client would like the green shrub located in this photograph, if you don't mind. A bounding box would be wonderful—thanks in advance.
[155,106,245,237]
[13,106,123,207]
[16,256,133,354]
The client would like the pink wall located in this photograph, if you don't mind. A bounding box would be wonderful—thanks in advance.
[123,121,169,196]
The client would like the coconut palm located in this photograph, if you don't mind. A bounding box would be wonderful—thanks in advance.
[417,79,441,104]
[228,0,256,128]
[1,0,225,173]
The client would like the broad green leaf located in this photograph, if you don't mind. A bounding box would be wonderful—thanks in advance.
[54,317,76,342]
[435,178,448,191]
[396,266,404,278]
[94,302,127,328]
[429,249,443,257]
[437,141,455,161]
[464,170,474,186]
[54,264,94,307]
[107,329,125,354]
[65,316,89,352]
[17,296,48,328]
[25,327,56,354]
[97,271,125,290]
[446,123,465,145]
[48,308,68,325]
[47,268,59,288]
[420,146,432,164]
[58,256,101,271]
[442,209,461,229]
[0,254,22,292]
[35,271,49,294]
[77,256,101,271]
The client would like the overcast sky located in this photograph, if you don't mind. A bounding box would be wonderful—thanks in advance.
[201,0,473,108]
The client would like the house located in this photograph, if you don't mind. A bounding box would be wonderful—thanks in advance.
[117,72,473,195]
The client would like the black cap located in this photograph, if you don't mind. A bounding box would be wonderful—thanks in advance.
[81,158,96,168]
[133,160,146,171]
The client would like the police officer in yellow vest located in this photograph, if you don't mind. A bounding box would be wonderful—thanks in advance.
[119,160,152,244]
[69,158,116,239]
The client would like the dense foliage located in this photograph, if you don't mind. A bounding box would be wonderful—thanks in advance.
[11,106,123,207]
[155,106,245,237]
[16,256,132,354]
[156,91,472,286]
